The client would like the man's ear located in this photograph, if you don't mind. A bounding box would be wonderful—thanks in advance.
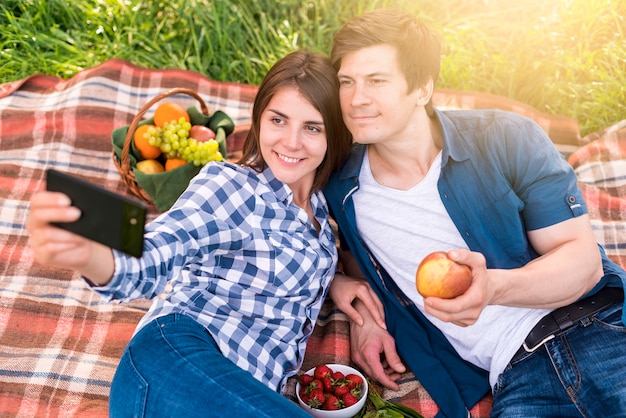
[416,78,434,106]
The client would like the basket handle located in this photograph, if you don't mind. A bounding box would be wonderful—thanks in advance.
[120,87,210,174]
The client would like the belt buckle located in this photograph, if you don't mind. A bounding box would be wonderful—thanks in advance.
[523,334,555,353]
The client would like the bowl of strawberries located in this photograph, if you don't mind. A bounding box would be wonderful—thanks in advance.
[296,363,368,417]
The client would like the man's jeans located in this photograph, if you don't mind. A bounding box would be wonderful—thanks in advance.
[491,302,626,417]
[109,313,309,418]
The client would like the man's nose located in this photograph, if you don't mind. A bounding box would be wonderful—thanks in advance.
[350,82,372,106]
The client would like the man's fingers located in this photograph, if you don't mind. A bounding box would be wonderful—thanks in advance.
[382,339,406,375]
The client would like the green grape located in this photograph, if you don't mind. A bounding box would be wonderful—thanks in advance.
[206,141,218,153]
[146,118,224,165]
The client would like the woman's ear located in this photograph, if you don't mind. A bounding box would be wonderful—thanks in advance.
[416,77,434,106]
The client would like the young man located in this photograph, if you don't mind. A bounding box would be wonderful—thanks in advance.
[324,8,626,417]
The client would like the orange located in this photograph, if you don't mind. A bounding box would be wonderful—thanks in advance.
[165,158,188,171]
[133,124,161,159]
[153,102,190,127]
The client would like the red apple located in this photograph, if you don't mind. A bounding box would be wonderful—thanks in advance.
[189,125,216,142]
[415,251,472,299]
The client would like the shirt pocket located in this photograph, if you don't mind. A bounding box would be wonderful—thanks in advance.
[211,232,277,295]
[265,230,321,295]
[480,189,532,266]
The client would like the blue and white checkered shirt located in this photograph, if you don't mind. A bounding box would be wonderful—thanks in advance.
[91,162,338,392]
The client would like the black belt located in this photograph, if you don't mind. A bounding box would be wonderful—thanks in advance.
[511,286,623,363]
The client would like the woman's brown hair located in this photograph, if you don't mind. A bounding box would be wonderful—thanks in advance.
[237,50,351,193]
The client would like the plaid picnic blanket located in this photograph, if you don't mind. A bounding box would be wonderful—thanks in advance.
[568,120,626,268]
[0,57,621,418]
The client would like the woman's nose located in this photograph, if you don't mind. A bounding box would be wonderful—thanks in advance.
[283,127,302,149]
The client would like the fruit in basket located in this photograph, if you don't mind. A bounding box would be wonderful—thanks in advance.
[165,158,188,171]
[145,119,223,166]
[136,159,165,174]
[134,124,162,159]
[189,125,216,142]
[153,102,190,128]
[415,251,472,299]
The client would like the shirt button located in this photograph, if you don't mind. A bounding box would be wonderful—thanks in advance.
[568,196,576,203]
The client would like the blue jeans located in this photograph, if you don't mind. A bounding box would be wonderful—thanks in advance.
[109,313,309,418]
[491,302,626,417]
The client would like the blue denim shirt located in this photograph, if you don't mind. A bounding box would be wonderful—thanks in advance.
[324,108,626,417]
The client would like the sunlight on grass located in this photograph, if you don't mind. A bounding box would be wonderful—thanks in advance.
[0,0,624,136]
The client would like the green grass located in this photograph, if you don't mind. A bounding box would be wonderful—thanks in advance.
[1,0,624,136]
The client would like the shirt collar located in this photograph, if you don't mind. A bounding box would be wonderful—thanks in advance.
[338,143,366,181]
[434,108,472,164]
[259,165,328,218]
[258,165,291,203]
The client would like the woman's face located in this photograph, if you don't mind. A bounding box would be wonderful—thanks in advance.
[259,86,328,196]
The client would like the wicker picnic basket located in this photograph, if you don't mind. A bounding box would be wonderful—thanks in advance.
[111,87,233,212]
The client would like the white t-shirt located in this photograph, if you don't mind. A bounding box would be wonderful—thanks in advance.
[354,148,549,388]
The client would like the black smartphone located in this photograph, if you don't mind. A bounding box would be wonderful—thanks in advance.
[45,169,147,257]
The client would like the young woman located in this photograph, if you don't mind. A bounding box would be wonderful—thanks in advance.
[27,50,352,417]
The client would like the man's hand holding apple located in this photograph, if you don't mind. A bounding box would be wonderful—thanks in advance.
[420,249,494,327]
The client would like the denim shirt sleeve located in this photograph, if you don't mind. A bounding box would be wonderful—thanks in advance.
[437,109,587,268]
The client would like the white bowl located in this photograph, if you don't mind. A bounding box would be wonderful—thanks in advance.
[295,363,368,418]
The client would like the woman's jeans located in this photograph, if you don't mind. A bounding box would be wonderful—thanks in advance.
[491,302,626,417]
[109,313,309,418]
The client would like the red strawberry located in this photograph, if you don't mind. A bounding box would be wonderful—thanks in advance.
[345,373,364,390]
[298,389,311,404]
[304,378,324,394]
[331,370,345,382]
[321,375,333,392]
[299,373,314,386]
[342,392,360,407]
[313,364,333,380]
[333,383,350,397]
[307,388,325,409]
[322,394,342,411]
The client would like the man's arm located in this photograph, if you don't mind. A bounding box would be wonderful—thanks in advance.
[425,215,604,326]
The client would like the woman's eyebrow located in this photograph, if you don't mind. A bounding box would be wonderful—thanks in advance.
[267,108,323,125]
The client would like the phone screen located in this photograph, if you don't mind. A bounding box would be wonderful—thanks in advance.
[45,169,147,257]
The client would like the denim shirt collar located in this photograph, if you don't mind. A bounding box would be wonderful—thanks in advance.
[435,108,472,166]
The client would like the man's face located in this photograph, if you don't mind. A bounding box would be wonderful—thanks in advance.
[337,44,423,145]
